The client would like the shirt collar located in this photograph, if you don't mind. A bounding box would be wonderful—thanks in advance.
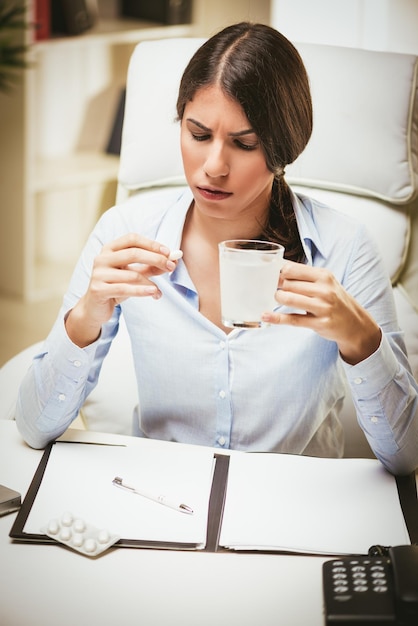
[290,187,326,265]
[154,188,195,291]
[154,187,192,250]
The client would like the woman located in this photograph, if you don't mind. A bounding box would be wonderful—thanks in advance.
[16,23,418,475]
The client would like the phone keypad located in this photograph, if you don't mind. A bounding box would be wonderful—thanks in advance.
[323,556,396,624]
[330,559,389,596]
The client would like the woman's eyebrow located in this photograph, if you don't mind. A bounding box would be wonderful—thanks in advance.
[186,118,210,131]
[186,118,255,137]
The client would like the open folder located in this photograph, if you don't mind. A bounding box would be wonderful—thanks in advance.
[10,435,417,555]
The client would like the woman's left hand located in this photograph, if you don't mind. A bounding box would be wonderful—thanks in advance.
[261,261,382,365]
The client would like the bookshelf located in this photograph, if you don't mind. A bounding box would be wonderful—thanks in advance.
[0,0,270,301]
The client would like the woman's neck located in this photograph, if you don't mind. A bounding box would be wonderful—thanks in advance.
[183,201,265,249]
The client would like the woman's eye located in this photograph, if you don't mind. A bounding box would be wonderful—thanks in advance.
[191,133,210,142]
[235,140,258,151]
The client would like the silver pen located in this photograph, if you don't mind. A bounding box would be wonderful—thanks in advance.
[112,476,194,515]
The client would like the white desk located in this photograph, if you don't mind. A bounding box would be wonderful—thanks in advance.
[0,421,329,626]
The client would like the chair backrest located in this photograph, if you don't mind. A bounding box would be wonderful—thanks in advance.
[117,37,418,382]
[287,43,418,382]
[117,37,204,198]
[287,42,418,292]
[118,37,418,201]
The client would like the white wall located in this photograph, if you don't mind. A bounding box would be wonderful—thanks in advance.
[271,0,418,53]
[193,0,270,36]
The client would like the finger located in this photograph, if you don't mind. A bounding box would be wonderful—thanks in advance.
[261,310,336,336]
[98,246,175,274]
[280,260,323,279]
[100,234,177,272]
[278,279,324,298]
[261,310,310,327]
[125,249,182,273]
[275,289,311,312]
[105,233,168,256]
[93,265,162,285]
[280,261,335,286]
[279,265,339,303]
[275,285,332,312]
[275,289,342,322]
[112,283,162,303]
[114,287,162,306]
[90,260,164,294]
[91,275,162,302]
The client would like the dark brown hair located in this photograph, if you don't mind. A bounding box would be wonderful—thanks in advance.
[176,22,313,262]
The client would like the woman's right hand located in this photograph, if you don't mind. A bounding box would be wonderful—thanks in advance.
[65,234,178,347]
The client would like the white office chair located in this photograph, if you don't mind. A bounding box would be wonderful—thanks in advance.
[1,37,417,458]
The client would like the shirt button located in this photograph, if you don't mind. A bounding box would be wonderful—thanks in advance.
[219,341,226,349]
[353,377,363,385]
[218,436,226,446]
[371,416,379,424]
[219,390,226,399]
[73,360,82,368]
[58,394,66,402]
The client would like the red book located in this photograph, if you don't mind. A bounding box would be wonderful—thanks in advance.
[34,0,50,41]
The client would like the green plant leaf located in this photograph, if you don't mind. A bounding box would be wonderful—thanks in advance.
[0,1,30,93]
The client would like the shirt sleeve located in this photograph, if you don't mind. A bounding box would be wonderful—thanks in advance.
[16,316,98,449]
[340,225,418,475]
[342,333,418,475]
[15,210,121,449]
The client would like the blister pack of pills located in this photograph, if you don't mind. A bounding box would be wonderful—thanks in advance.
[43,511,120,557]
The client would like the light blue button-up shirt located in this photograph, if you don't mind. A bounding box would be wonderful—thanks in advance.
[16,187,418,474]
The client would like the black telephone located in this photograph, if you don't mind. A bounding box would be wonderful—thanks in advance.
[323,544,418,625]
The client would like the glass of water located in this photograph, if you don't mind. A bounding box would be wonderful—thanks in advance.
[219,240,285,328]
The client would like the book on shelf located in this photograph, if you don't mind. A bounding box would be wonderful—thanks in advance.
[121,0,192,25]
[106,88,126,155]
[34,0,50,41]
[51,0,98,36]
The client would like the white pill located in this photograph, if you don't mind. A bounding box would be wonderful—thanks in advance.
[73,518,86,533]
[61,511,73,526]
[60,527,72,542]
[47,519,60,535]
[84,538,97,553]
[98,529,110,544]
[168,249,183,261]
[73,533,84,547]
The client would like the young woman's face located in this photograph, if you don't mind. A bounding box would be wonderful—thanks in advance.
[180,85,274,228]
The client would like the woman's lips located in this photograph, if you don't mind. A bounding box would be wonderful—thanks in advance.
[197,186,233,201]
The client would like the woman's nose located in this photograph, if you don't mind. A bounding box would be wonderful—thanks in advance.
[203,144,229,178]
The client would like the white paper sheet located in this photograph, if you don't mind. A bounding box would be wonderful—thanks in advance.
[24,439,216,547]
[219,454,410,554]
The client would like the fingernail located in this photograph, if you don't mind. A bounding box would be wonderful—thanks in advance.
[166,260,176,271]
[160,245,170,255]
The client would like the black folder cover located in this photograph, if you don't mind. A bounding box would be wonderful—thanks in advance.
[10,443,230,552]
[9,442,418,553]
